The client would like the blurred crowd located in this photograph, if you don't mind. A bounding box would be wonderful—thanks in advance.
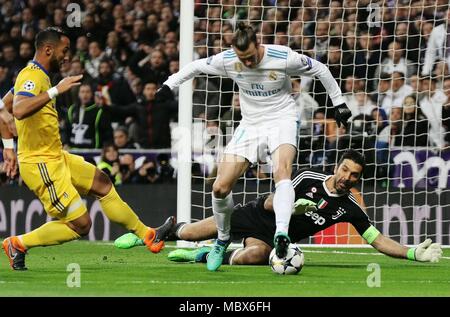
[1,0,450,186]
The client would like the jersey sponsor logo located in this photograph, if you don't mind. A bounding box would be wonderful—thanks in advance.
[23,80,35,91]
[301,56,313,70]
[305,210,326,225]
[306,192,314,199]
[269,71,277,80]
[331,207,347,220]
[317,198,328,209]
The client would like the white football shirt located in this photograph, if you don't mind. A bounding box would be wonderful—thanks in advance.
[164,44,345,125]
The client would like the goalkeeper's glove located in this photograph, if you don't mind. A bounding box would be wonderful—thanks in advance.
[155,84,173,103]
[334,103,352,128]
[409,238,443,262]
[293,198,317,215]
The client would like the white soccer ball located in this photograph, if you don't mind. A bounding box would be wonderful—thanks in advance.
[269,244,305,275]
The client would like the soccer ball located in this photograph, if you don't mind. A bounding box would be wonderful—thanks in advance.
[269,244,304,275]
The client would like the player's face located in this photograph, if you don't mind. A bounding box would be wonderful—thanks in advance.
[50,36,70,72]
[234,42,260,68]
[333,159,363,194]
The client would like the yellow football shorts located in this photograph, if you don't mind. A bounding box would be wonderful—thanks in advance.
[19,151,96,222]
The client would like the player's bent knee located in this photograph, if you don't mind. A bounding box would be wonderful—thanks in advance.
[212,182,232,199]
[69,214,92,236]
[90,169,113,197]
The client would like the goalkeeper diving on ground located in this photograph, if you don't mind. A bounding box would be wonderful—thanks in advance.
[115,149,443,265]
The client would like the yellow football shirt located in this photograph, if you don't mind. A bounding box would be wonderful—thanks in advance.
[14,61,63,163]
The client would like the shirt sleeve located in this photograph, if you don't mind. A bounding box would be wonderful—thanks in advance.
[14,69,43,97]
[164,52,228,89]
[286,49,345,106]
[346,195,373,237]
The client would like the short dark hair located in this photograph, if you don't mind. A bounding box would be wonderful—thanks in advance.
[35,27,68,50]
[337,149,366,172]
[232,22,257,51]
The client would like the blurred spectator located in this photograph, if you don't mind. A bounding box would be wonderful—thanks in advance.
[292,79,319,135]
[18,41,34,68]
[93,59,136,111]
[419,75,447,147]
[381,71,413,115]
[193,77,220,120]
[313,39,352,108]
[97,143,122,186]
[1,43,22,77]
[135,157,160,184]
[373,72,391,106]
[129,47,169,85]
[64,83,113,149]
[85,41,105,79]
[393,94,428,147]
[119,153,137,184]
[156,153,175,183]
[354,29,382,91]
[0,65,13,97]
[421,8,450,76]
[375,41,416,84]
[114,126,140,149]
[442,77,450,136]
[74,35,89,65]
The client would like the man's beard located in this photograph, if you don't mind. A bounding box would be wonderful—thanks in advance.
[49,56,60,72]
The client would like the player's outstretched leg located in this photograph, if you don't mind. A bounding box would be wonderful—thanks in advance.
[150,216,176,252]
[168,246,211,262]
[89,169,160,252]
[114,216,176,249]
[2,219,83,271]
[274,232,291,258]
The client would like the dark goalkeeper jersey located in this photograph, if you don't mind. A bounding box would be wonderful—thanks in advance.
[288,168,372,242]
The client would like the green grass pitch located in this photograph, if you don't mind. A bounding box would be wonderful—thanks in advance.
[0,241,449,297]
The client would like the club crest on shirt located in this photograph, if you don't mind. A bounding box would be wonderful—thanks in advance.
[234,62,243,72]
[23,80,35,91]
[269,71,277,80]
[332,207,347,220]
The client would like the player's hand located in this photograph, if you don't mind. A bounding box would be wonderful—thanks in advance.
[414,238,442,262]
[293,198,317,215]
[56,75,83,94]
[2,147,17,179]
[155,84,173,103]
[0,109,17,136]
[334,103,351,128]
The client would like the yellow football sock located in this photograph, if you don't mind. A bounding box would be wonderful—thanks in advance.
[99,186,148,239]
[20,221,81,249]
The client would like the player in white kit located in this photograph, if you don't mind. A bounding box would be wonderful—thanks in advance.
[155,23,352,271]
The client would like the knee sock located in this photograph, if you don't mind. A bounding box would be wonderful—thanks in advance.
[20,221,81,250]
[273,179,295,234]
[211,192,234,241]
[99,186,148,239]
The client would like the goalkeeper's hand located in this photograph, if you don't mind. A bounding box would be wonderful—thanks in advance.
[293,198,317,215]
[155,84,173,103]
[334,103,352,128]
[413,238,443,262]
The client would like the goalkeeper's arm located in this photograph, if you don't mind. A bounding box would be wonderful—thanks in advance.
[368,228,442,262]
